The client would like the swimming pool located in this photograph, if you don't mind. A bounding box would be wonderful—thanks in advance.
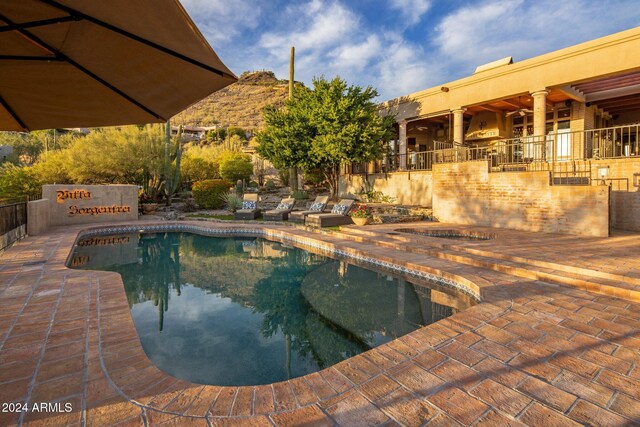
[69,231,474,386]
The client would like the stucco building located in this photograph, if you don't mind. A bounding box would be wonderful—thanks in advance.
[341,27,640,237]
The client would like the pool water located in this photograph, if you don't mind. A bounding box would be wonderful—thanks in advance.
[70,232,471,386]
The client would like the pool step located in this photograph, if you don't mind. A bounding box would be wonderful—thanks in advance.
[331,227,640,302]
[281,227,498,298]
[340,226,640,287]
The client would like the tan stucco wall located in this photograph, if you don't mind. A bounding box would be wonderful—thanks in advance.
[432,161,609,237]
[43,185,138,226]
[27,199,50,236]
[339,171,433,206]
[384,27,640,121]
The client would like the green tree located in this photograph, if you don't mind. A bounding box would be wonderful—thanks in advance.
[256,76,395,199]
[0,132,44,165]
[218,151,253,183]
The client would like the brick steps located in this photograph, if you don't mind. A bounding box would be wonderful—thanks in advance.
[331,227,640,302]
[339,226,640,287]
[281,227,497,298]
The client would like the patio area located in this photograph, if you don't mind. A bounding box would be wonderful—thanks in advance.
[1,220,639,426]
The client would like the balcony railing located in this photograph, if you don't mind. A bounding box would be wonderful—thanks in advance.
[346,123,639,174]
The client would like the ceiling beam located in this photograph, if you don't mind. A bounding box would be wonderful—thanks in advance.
[556,85,586,102]
[574,74,640,91]
[500,99,521,109]
[476,104,504,113]
[586,84,640,103]
[605,105,640,113]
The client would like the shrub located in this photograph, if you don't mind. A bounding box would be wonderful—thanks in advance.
[192,179,231,209]
[277,168,289,186]
[291,190,308,200]
[264,179,276,191]
[222,192,243,212]
[0,164,42,200]
[181,198,198,212]
[303,168,326,186]
[219,151,253,183]
[181,156,219,183]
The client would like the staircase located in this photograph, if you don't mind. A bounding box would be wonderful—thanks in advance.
[318,225,640,303]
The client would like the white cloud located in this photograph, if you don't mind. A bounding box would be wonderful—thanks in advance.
[329,35,381,72]
[434,0,640,74]
[184,0,640,103]
[375,34,444,99]
[259,0,360,57]
[390,0,432,26]
[180,0,262,43]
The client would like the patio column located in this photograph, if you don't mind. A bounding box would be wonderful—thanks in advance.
[452,108,466,145]
[398,120,407,169]
[531,90,549,137]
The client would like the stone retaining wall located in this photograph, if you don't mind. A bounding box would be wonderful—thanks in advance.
[432,160,610,237]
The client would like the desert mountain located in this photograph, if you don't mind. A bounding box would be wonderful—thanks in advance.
[172,71,297,131]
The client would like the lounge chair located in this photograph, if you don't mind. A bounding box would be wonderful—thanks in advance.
[263,197,296,221]
[289,195,329,223]
[305,199,355,227]
[234,193,260,220]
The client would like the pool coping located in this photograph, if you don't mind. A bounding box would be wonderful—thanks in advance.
[2,219,640,426]
[88,222,498,418]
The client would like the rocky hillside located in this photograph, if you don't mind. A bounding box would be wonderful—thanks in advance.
[172,71,297,131]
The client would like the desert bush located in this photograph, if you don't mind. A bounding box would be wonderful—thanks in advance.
[291,190,308,200]
[0,164,42,200]
[192,179,231,209]
[181,198,198,212]
[219,151,253,183]
[264,179,276,191]
[181,156,219,183]
[303,168,326,186]
[277,168,289,186]
[222,192,244,212]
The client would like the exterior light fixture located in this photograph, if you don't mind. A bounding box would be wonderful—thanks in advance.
[598,166,609,185]
[441,86,449,92]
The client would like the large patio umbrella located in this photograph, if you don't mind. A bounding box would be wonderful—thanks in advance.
[0,0,237,131]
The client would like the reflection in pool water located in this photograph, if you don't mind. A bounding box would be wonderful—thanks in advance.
[70,232,473,386]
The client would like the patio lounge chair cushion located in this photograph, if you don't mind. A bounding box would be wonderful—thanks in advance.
[309,202,324,211]
[331,204,349,215]
[242,200,257,210]
[276,201,294,210]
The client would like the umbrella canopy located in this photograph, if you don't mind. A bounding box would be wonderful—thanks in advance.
[0,0,237,131]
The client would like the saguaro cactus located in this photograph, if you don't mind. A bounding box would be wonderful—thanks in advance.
[288,46,299,191]
[164,122,183,206]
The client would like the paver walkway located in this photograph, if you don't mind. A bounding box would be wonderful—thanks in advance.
[0,220,639,426]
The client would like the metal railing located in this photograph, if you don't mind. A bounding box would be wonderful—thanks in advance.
[346,123,639,175]
[587,123,640,159]
[0,200,27,251]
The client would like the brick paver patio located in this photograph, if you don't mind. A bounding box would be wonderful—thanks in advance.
[1,220,639,426]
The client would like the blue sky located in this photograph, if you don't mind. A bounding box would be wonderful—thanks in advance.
[182,0,640,101]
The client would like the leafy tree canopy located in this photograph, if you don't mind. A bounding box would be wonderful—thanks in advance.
[255,76,395,198]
